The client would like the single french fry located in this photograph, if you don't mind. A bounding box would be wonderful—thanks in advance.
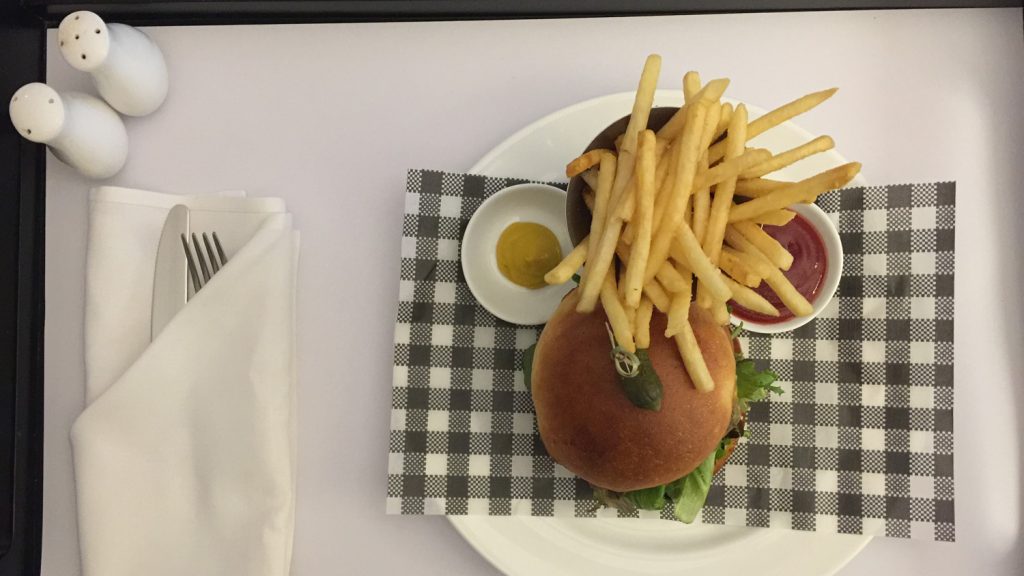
[657,104,687,141]
[708,87,838,163]
[749,209,797,227]
[624,131,657,307]
[676,322,715,392]
[692,148,771,190]
[643,278,672,313]
[692,156,712,246]
[728,162,861,223]
[624,296,636,326]
[601,271,636,353]
[695,78,730,104]
[605,55,662,222]
[575,218,622,312]
[740,135,834,180]
[712,102,733,143]
[579,153,617,290]
[544,236,588,285]
[664,264,693,337]
[719,248,762,288]
[566,148,613,178]
[734,178,789,198]
[722,275,779,317]
[683,71,701,103]
[703,103,748,267]
[635,297,654,349]
[732,221,794,270]
[670,224,732,302]
[726,230,813,316]
[712,300,730,326]
[764,267,813,316]
[690,103,721,246]
[646,101,708,282]
[621,55,662,156]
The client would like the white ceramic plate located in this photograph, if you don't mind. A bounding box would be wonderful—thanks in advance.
[461,183,575,325]
[452,91,871,576]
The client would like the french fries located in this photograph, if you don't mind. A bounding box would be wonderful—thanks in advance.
[727,162,861,222]
[724,228,813,316]
[635,297,654,349]
[707,87,838,164]
[544,235,588,285]
[734,178,788,198]
[579,153,616,289]
[543,56,859,394]
[676,323,715,393]
[601,271,636,353]
[749,209,797,227]
[740,135,834,180]
[722,275,779,317]
[665,263,693,337]
[703,103,747,266]
[719,248,762,288]
[645,99,707,283]
[623,130,657,307]
[566,148,613,178]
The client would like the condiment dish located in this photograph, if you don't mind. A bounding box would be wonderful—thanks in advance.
[733,202,843,334]
[461,183,575,325]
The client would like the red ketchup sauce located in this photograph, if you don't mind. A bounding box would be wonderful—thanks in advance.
[731,213,828,324]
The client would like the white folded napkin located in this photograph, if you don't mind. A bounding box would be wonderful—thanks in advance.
[72,186,298,576]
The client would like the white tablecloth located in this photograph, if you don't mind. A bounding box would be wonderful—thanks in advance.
[43,8,1024,575]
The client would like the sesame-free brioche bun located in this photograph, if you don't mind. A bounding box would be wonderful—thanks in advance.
[531,289,737,492]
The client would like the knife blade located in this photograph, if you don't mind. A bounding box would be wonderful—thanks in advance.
[151,204,190,340]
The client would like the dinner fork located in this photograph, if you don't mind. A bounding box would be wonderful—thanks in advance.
[180,232,228,296]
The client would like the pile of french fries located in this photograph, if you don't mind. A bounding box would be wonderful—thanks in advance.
[544,55,861,393]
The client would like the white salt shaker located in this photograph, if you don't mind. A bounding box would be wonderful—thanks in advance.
[9,83,128,180]
[58,11,168,117]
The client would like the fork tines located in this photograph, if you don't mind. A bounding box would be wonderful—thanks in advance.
[181,232,228,294]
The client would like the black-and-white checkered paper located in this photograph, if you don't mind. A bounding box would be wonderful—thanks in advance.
[387,169,956,542]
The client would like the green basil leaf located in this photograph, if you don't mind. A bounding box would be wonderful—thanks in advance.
[618,349,663,411]
[669,451,716,524]
[625,484,667,511]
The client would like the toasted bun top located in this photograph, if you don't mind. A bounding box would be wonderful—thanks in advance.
[531,289,736,492]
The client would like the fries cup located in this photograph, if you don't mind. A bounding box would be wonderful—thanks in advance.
[566,107,679,245]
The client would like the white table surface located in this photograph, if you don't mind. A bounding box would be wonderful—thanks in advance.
[41,8,1024,575]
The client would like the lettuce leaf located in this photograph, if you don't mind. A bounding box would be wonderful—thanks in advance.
[665,451,716,523]
[735,355,782,413]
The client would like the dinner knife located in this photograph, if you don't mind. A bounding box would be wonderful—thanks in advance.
[150,204,190,340]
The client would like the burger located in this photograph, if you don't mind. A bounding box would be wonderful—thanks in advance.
[525,289,779,522]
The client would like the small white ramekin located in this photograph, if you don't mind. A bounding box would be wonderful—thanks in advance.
[734,202,843,335]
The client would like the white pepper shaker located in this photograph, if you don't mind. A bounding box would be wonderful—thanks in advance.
[58,11,168,117]
[9,83,128,180]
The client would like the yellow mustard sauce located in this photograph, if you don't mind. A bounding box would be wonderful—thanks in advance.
[495,222,563,289]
